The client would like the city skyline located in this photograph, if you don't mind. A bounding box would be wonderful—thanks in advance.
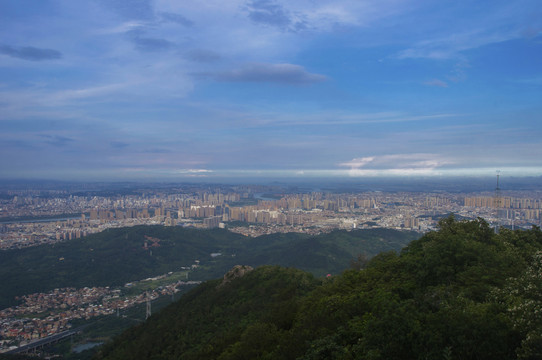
[1,0,541,181]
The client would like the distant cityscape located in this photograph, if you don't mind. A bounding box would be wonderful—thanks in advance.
[1,182,541,250]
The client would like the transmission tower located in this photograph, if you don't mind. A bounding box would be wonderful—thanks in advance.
[493,171,502,232]
[145,292,152,320]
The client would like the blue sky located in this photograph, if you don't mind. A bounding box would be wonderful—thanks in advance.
[1,0,541,181]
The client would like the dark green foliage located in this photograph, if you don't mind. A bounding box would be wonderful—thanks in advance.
[95,217,542,360]
[0,226,243,308]
[400,217,521,300]
[95,266,319,360]
[0,226,416,309]
[0,355,36,360]
[234,228,418,277]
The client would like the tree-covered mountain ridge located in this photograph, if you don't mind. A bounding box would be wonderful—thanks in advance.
[95,217,542,360]
[0,225,419,309]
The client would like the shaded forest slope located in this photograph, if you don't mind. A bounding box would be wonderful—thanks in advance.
[96,218,542,360]
[0,226,418,309]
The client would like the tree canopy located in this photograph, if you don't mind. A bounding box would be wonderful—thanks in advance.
[95,217,542,359]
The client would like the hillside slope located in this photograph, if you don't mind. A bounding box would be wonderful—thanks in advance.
[95,218,542,360]
[97,266,319,360]
[0,226,418,309]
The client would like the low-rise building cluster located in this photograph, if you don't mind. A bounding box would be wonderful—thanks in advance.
[0,273,201,352]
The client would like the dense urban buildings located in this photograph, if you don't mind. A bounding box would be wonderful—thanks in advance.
[1,183,541,249]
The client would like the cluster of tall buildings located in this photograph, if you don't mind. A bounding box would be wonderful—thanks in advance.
[2,186,542,250]
[464,196,542,209]
[464,196,541,221]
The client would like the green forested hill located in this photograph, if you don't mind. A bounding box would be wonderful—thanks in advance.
[95,218,542,360]
[234,227,417,277]
[0,226,241,309]
[97,266,320,360]
[0,226,418,309]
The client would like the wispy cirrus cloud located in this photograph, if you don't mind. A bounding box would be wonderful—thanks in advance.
[126,29,175,52]
[40,135,75,147]
[159,12,194,27]
[132,36,174,52]
[243,0,411,32]
[424,79,448,88]
[245,0,307,32]
[0,44,62,61]
[396,2,540,61]
[256,112,459,127]
[203,63,327,84]
[45,83,134,104]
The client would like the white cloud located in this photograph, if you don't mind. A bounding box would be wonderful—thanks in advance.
[338,154,453,177]
[49,83,132,103]
[175,169,214,174]
[339,157,375,169]
[94,21,149,35]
